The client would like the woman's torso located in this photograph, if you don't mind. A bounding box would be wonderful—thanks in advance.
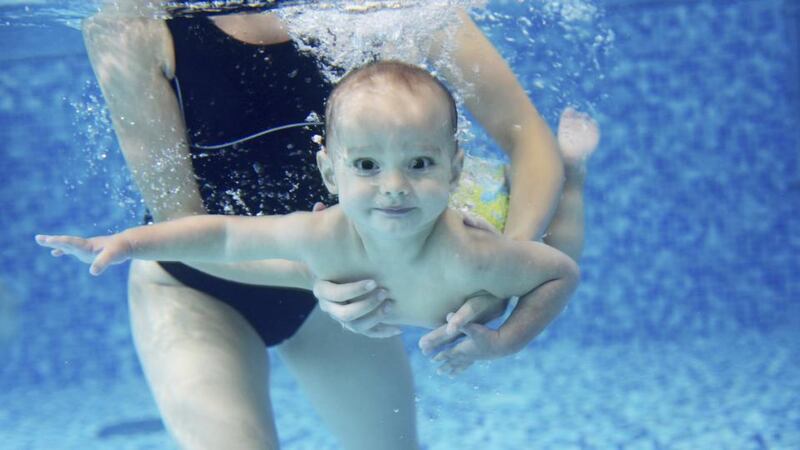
[166,14,335,216]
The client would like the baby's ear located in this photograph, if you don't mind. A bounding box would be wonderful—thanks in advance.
[316,147,338,195]
[449,147,464,191]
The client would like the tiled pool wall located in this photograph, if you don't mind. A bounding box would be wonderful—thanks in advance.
[561,0,800,341]
[0,0,798,388]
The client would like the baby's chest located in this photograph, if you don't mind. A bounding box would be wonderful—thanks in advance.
[380,274,470,328]
[311,243,481,329]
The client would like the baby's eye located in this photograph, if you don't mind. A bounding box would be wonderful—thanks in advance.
[353,158,379,172]
[410,157,435,170]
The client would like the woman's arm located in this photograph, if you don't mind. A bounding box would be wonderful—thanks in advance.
[84,12,316,289]
[83,14,204,223]
[417,9,567,357]
[431,9,564,242]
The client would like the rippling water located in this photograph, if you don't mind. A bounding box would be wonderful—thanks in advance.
[1,0,798,448]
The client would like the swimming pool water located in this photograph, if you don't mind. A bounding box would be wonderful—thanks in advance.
[1,0,798,448]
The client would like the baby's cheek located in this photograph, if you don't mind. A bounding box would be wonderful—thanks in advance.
[418,179,451,202]
[339,180,374,208]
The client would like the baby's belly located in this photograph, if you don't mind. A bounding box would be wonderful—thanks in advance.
[383,294,466,329]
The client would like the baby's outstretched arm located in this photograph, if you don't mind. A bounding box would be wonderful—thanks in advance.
[36,213,314,275]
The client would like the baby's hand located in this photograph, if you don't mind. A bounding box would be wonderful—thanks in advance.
[431,324,509,377]
[35,233,132,275]
[419,293,507,356]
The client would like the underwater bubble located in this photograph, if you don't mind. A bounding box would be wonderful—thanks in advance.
[69,81,142,220]
[276,0,487,84]
[305,111,321,122]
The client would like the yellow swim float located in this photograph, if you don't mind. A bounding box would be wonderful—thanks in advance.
[449,154,510,233]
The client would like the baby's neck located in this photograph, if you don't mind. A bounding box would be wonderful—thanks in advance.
[351,215,445,265]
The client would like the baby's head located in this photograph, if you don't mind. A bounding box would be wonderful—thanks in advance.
[317,60,463,236]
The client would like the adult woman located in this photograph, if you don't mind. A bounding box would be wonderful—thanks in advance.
[82,2,566,448]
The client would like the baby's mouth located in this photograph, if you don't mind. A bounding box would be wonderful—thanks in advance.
[374,207,416,216]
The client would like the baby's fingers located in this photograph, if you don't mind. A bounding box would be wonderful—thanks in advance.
[436,356,473,377]
[432,346,466,364]
[35,234,61,248]
[89,251,112,276]
[89,244,131,276]
[449,360,474,376]
[360,324,403,339]
[36,235,95,261]
[36,234,83,249]
[418,324,460,356]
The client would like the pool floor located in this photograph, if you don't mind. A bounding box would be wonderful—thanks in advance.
[3,328,798,449]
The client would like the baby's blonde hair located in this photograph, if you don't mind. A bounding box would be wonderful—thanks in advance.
[324,60,458,145]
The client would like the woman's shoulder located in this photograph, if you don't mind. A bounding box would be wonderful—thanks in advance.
[82,12,174,77]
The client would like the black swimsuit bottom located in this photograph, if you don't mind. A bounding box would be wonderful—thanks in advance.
[156,16,335,347]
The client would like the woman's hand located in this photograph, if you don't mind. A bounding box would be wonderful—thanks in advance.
[35,233,132,275]
[311,201,400,338]
[313,278,400,338]
[459,210,499,234]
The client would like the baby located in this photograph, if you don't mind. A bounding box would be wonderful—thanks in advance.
[37,61,586,370]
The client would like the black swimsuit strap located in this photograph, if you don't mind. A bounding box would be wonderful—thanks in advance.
[163,14,334,217]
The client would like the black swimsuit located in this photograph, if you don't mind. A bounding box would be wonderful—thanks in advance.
[157,16,335,346]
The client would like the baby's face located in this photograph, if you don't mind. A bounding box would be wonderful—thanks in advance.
[324,86,461,237]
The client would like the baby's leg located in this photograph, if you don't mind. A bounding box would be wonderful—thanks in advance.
[543,107,600,262]
[128,260,279,449]
[277,308,419,450]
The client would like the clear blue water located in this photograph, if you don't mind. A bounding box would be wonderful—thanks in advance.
[1,0,799,448]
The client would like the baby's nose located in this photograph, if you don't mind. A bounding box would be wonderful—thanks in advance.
[380,171,409,197]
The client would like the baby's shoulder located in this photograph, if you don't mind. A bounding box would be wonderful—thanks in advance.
[303,206,361,256]
[439,209,511,269]
[304,205,350,240]
[302,206,365,275]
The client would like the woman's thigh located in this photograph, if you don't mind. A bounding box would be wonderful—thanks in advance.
[128,260,278,450]
[277,307,419,450]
